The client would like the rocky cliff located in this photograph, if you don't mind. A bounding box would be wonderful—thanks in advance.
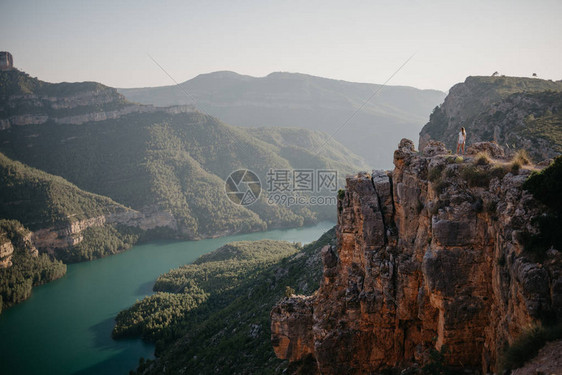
[30,207,177,257]
[0,239,15,268]
[419,76,562,162]
[0,223,38,268]
[0,69,195,128]
[271,139,562,374]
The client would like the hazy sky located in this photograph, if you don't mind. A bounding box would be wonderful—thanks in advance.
[1,0,561,91]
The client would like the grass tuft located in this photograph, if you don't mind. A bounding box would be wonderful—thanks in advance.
[474,152,492,166]
[513,149,532,166]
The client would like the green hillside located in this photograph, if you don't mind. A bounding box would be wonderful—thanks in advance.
[0,71,363,239]
[0,152,128,230]
[113,229,334,374]
[0,220,66,313]
[0,152,143,262]
[419,76,562,160]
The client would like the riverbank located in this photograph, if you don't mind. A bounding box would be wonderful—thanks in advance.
[0,222,333,375]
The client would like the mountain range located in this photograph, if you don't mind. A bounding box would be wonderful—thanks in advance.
[0,69,365,255]
[118,71,446,168]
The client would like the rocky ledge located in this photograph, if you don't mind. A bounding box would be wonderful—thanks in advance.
[30,206,177,256]
[271,139,562,374]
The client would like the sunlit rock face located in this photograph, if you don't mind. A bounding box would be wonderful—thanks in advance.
[272,139,562,374]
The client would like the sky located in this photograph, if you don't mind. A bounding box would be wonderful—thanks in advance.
[1,0,561,92]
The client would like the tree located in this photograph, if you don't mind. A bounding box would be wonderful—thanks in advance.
[492,71,499,77]
[285,286,296,297]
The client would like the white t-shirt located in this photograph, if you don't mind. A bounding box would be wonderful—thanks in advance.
[458,131,466,144]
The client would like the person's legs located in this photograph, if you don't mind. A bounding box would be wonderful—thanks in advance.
[461,143,465,154]
[456,143,460,154]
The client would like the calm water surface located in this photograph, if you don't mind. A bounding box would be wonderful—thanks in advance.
[0,222,334,375]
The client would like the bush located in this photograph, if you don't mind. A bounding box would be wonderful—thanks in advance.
[521,215,562,261]
[461,165,490,187]
[445,167,457,178]
[432,180,450,194]
[522,156,562,257]
[422,345,449,375]
[490,165,508,180]
[474,152,492,166]
[523,155,562,212]
[337,188,345,200]
[428,165,445,182]
[510,160,521,174]
[499,323,562,372]
[285,286,296,298]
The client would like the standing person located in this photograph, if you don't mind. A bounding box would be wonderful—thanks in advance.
[457,127,466,155]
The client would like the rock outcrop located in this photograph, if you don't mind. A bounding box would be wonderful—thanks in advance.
[0,240,14,268]
[0,226,38,268]
[419,76,562,162]
[0,69,195,128]
[30,207,177,256]
[271,139,562,374]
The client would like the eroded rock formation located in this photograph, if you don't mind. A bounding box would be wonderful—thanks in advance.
[0,228,38,268]
[30,207,177,256]
[271,139,562,374]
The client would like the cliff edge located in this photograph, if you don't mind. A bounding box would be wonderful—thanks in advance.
[271,139,562,374]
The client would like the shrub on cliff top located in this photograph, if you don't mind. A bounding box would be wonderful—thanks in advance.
[428,165,445,182]
[474,152,492,166]
[490,165,508,180]
[522,156,562,258]
[523,155,562,213]
[461,165,491,187]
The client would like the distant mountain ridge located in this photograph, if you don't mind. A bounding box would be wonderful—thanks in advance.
[118,71,446,168]
[419,75,562,161]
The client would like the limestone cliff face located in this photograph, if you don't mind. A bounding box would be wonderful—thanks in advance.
[0,240,14,268]
[271,139,562,374]
[1,95,195,127]
[30,207,177,256]
[0,229,38,268]
[0,70,195,128]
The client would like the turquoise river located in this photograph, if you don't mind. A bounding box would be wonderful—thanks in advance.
[0,222,333,375]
